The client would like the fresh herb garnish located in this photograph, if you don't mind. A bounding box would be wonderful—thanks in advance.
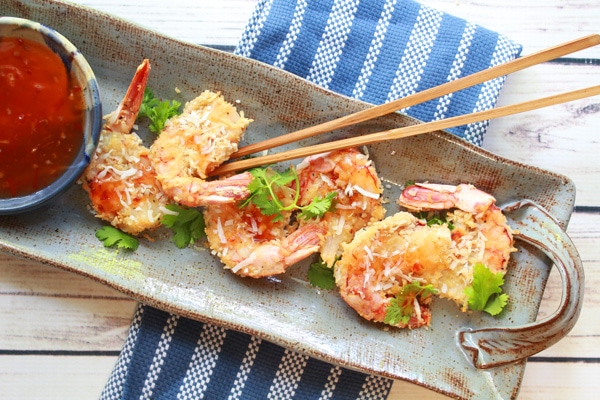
[138,89,182,133]
[241,167,336,222]
[308,258,336,290]
[384,282,437,325]
[464,263,509,316]
[96,226,139,251]
[161,204,206,249]
[414,211,455,230]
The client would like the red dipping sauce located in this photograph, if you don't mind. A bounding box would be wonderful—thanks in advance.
[0,36,85,198]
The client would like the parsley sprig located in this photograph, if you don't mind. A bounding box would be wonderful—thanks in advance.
[413,211,455,230]
[384,282,437,326]
[241,167,336,222]
[138,89,182,133]
[307,257,336,289]
[464,263,509,316]
[161,204,206,249]
[95,226,139,251]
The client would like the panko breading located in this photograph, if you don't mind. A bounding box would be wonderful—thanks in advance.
[336,183,516,328]
[204,167,327,278]
[296,148,385,267]
[82,60,169,235]
[149,90,253,207]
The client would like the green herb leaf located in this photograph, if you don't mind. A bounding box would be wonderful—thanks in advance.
[413,211,454,230]
[138,89,182,133]
[161,204,206,248]
[242,168,284,219]
[243,167,335,221]
[299,192,337,220]
[307,258,336,290]
[95,226,139,250]
[384,282,437,325]
[464,263,509,316]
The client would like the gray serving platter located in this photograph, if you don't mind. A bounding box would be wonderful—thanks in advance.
[0,1,583,399]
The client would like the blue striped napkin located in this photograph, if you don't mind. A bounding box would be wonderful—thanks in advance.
[101,1,522,399]
[238,0,522,146]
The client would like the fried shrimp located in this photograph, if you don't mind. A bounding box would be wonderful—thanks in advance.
[204,168,327,278]
[398,182,515,275]
[296,148,385,267]
[335,212,437,329]
[81,60,169,235]
[149,90,253,207]
[336,183,516,328]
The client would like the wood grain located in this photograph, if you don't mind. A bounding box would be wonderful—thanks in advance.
[1,0,598,399]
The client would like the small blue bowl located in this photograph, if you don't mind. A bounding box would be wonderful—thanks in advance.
[0,17,102,215]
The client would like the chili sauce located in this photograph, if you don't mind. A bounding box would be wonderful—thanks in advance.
[0,36,85,198]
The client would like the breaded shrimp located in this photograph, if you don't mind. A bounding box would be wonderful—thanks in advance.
[398,183,515,272]
[149,90,253,207]
[335,212,438,329]
[336,183,516,328]
[204,168,327,278]
[81,60,169,235]
[296,148,385,267]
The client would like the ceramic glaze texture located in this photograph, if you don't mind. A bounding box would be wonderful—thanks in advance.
[0,1,584,399]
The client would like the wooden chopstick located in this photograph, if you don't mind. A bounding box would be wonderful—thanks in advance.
[210,85,600,176]
[229,34,600,159]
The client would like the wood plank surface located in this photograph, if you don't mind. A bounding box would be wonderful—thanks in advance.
[1,0,599,399]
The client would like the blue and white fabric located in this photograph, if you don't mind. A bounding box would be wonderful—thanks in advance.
[101,1,522,399]
[101,304,392,399]
[237,0,522,146]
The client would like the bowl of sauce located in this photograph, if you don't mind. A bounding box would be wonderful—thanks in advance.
[0,17,102,214]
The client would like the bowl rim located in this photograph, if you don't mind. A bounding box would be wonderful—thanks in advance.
[0,16,102,215]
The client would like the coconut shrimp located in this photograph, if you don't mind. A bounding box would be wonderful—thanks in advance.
[335,212,439,329]
[398,182,516,277]
[398,183,516,311]
[335,182,516,328]
[81,60,169,235]
[296,148,385,267]
[149,90,253,207]
[204,168,327,278]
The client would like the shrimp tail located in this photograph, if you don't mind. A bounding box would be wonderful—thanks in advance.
[282,223,327,266]
[166,171,253,207]
[230,223,326,278]
[105,59,151,133]
[398,183,495,214]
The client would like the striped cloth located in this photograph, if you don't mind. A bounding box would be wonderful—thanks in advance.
[101,1,522,399]
[237,0,522,146]
[102,305,392,399]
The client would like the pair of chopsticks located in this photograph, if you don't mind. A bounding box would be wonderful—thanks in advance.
[211,34,600,176]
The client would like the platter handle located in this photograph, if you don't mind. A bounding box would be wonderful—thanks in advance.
[457,200,584,369]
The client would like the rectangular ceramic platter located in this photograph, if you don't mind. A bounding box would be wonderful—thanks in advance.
[0,1,576,399]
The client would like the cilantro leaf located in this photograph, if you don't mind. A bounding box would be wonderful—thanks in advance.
[95,226,139,251]
[385,297,411,326]
[299,192,337,220]
[161,204,206,249]
[138,89,182,133]
[270,167,297,187]
[242,167,335,221]
[414,211,454,230]
[308,258,336,290]
[464,263,509,316]
[483,292,509,316]
[384,282,437,326]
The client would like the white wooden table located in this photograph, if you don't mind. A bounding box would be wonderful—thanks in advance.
[1,0,599,399]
